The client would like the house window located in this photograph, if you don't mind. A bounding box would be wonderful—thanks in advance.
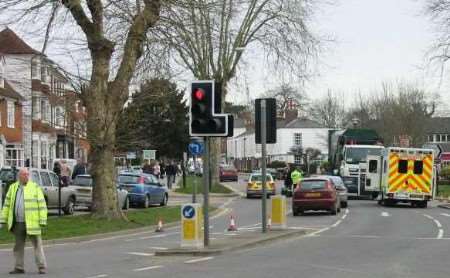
[447,135,450,142]
[31,60,38,79]
[436,134,441,142]
[294,155,302,165]
[32,140,39,168]
[294,133,302,146]
[55,107,64,127]
[5,145,24,167]
[0,61,4,88]
[7,100,15,128]
[428,135,434,142]
[32,97,40,120]
[41,65,46,82]
[41,141,48,169]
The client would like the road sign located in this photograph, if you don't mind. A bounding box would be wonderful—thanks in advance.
[188,142,204,156]
[182,205,196,219]
[181,204,203,248]
[143,150,156,160]
[126,152,136,160]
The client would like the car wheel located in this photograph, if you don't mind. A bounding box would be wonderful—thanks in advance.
[160,194,168,206]
[122,197,130,210]
[63,197,75,215]
[341,202,348,208]
[418,201,427,208]
[293,208,299,216]
[143,195,150,208]
[330,203,338,215]
[246,194,251,199]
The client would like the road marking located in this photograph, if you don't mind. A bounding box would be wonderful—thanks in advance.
[149,247,168,250]
[133,265,164,272]
[423,214,445,239]
[307,227,330,237]
[126,252,155,257]
[342,214,347,219]
[139,232,178,240]
[381,211,390,217]
[85,274,108,278]
[434,219,443,228]
[438,229,444,239]
[441,213,450,217]
[184,257,214,264]
[331,220,342,228]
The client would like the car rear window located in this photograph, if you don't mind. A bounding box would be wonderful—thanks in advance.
[118,175,141,184]
[223,167,236,171]
[250,175,273,182]
[300,180,327,190]
[73,176,93,187]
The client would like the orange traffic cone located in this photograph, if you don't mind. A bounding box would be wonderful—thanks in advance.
[155,218,164,232]
[227,215,238,232]
[267,215,272,231]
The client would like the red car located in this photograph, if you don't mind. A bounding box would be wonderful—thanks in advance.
[292,177,341,216]
[219,165,238,182]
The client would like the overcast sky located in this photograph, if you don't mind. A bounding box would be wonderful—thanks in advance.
[227,0,450,114]
[2,0,448,113]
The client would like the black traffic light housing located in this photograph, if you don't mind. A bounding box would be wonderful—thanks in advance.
[255,98,277,144]
[189,80,233,137]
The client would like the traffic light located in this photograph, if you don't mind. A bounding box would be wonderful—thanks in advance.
[255,98,277,144]
[189,80,233,137]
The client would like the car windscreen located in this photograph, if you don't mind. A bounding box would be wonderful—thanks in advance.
[345,148,382,164]
[250,175,273,182]
[118,175,141,184]
[300,180,327,190]
[0,169,14,181]
[73,176,93,187]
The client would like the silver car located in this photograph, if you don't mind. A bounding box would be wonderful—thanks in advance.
[70,175,129,210]
[28,168,78,215]
[330,176,348,208]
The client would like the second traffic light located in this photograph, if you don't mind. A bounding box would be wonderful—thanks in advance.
[189,80,233,137]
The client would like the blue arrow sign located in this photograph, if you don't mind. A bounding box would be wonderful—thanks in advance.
[188,142,204,156]
[182,205,196,219]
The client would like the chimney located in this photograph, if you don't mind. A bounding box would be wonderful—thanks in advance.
[285,109,298,124]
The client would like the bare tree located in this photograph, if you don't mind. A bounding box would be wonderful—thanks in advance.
[263,84,309,115]
[346,82,437,147]
[150,0,322,182]
[309,89,344,128]
[0,1,162,219]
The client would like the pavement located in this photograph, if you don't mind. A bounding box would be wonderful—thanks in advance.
[2,175,450,277]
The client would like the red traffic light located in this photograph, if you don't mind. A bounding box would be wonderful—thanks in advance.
[193,88,205,101]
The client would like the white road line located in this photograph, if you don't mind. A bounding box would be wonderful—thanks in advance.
[139,232,178,240]
[438,229,444,239]
[342,214,347,219]
[381,211,390,217]
[126,252,155,257]
[441,213,450,217]
[85,274,108,278]
[331,220,342,228]
[149,247,168,250]
[423,214,445,239]
[184,257,214,264]
[133,265,164,272]
[434,219,443,228]
[307,227,330,237]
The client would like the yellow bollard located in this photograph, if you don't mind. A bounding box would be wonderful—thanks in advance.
[271,195,287,229]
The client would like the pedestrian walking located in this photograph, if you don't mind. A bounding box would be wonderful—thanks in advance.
[166,162,177,189]
[0,168,48,275]
[153,162,161,179]
[60,160,71,187]
[53,161,61,178]
[72,159,87,180]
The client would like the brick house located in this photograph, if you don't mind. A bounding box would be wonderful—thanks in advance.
[0,27,89,168]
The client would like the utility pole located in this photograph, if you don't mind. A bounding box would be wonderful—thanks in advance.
[261,100,267,233]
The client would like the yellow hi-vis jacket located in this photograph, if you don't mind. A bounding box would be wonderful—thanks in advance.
[0,181,47,235]
[291,170,303,185]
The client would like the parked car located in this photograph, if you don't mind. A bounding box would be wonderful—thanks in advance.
[28,168,78,215]
[328,175,348,208]
[219,165,238,182]
[246,173,276,198]
[118,173,168,208]
[292,177,341,216]
[70,175,129,210]
[0,167,19,205]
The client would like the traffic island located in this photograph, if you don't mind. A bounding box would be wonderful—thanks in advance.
[154,228,311,256]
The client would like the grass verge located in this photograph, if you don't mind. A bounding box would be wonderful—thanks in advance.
[0,206,181,244]
[438,184,450,198]
[175,176,232,194]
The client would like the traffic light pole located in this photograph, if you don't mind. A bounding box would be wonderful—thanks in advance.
[203,137,210,247]
[261,100,267,233]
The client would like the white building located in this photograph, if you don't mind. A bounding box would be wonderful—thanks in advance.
[227,117,330,171]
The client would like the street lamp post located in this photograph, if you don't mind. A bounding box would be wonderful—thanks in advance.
[243,137,247,171]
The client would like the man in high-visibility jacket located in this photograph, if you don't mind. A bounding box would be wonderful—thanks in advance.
[0,168,47,275]
[291,167,303,188]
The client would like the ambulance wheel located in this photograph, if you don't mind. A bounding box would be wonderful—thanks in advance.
[418,201,427,208]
